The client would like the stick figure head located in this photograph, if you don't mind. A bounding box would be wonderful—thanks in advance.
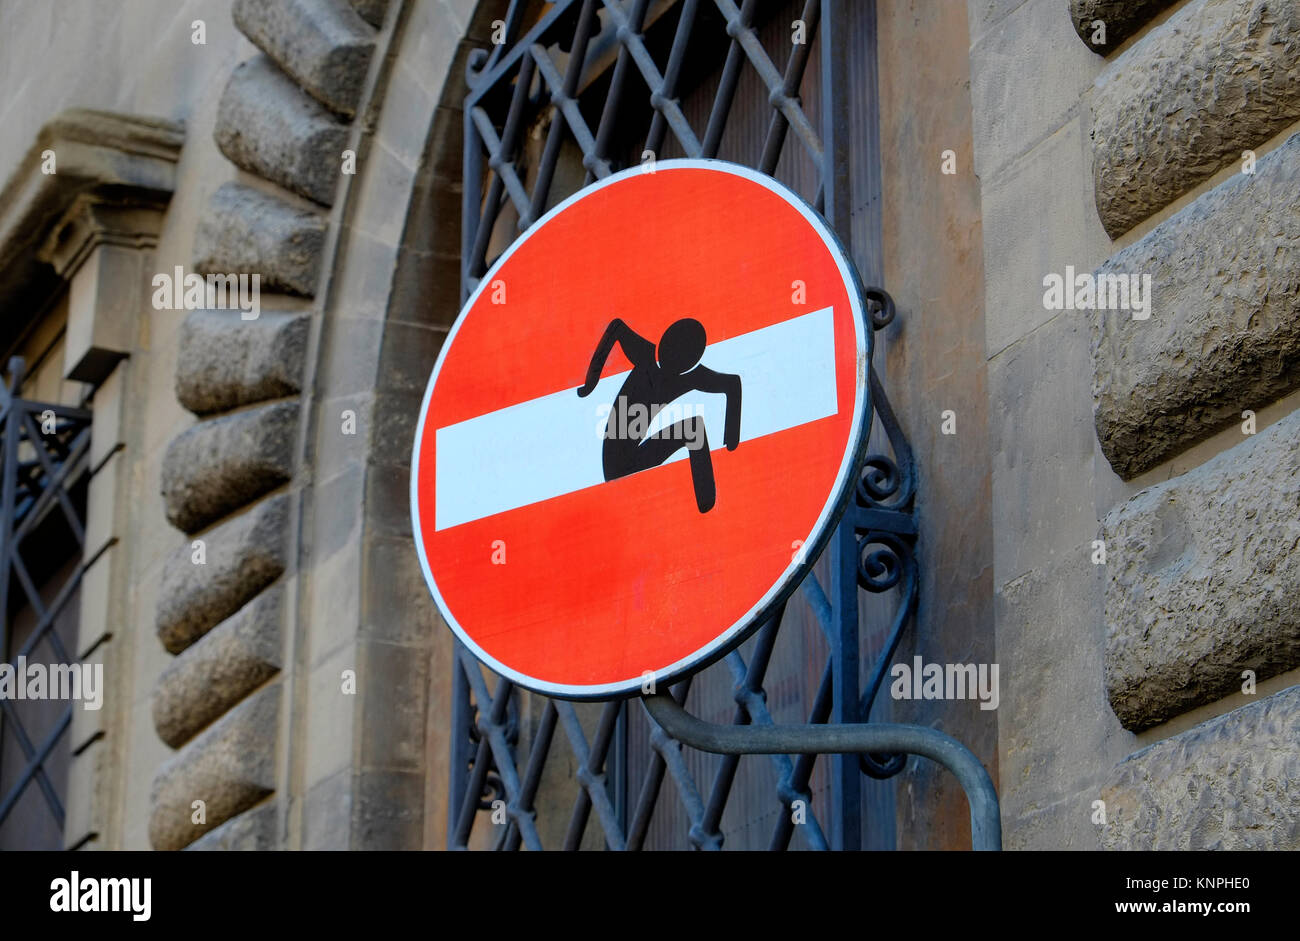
[657,318,707,374]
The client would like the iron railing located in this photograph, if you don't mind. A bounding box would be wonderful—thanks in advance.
[448,0,998,850]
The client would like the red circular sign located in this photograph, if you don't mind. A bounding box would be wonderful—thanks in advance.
[412,160,870,698]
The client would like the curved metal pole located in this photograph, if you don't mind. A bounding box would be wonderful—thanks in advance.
[641,693,1002,851]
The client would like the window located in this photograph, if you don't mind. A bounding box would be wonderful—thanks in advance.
[0,307,94,850]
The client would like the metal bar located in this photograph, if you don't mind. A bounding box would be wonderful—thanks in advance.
[829,522,860,850]
[468,50,537,273]
[585,700,625,847]
[481,0,529,76]
[642,694,1002,850]
[460,101,484,304]
[626,677,690,849]
[711,0,823,165]
[458,653,545,850]
[16,562,87,661]
[821,0,861,852]
[799,569,834,643]
[452,733,493,849]
[643,0,700,157]
[531,42,608,179]
[466,0,579,106]
[20,411,86,544]
[528,0,603,220]
[855,0,883,285]
[0,361,24,661]
[611,701,629,844]
[9,423,90,547]
[8,553,72,665]
[769,659,833,850]
[447,642,473,845]
[556,701,625,850]
[599,0,703,157]
[0,698,68,826]
[469,105,537,248]
[587,0,652,183]
[700,0,756,157]
[759,0,820,175]
[503,698,558,851]
[4,397,92,424]
[724,618,826,847]
[647,708,717,849]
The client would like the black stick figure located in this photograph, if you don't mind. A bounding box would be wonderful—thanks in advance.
[577,318,741,512]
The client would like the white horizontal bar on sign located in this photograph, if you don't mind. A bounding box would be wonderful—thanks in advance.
[434,306,838,530]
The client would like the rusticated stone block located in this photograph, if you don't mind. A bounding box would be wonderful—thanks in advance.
[1092,132,1300,479]
[215,55,348,206]
[176,309,309,416]
[194,182,326,297]
[161,401,299,534]
[156,495,289,654]
[349,0,388,28]
[1091,0,1300,237]
[153,587,283,748]
[149,685,279,851]
[1104,409,1300,731]
[1101,686,1300,850]
[187,802,278,850]
[233,0,375,118]
[1068,1,1174,53]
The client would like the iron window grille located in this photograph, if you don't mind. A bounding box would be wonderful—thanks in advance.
[447,0,997,850]
[0,356,95,847]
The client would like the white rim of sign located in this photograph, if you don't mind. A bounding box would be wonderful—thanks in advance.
[410,158,871,700]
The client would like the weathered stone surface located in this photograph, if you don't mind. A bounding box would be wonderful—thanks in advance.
[967,0,1102,183]
[149,685,279,851]
[153,587,282,748]
[215,55,348,206]
[1068,0,1173,53]
[161,401,299,534]
[0,108,183,354]
[1101,686,1300,850]
[187,801,278,850]
[355,769,424,849]
[1092,132,1300,478]
[156,495,289,654]
[1103,409,1300,731]
[303,769,351,849]
[1091,0,1300,237]
[349,0,388,28]
[233,0,375,118]
[176,309,309,416]
[194,182,326,297]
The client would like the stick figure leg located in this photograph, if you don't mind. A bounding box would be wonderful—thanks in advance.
[630,417,716,512]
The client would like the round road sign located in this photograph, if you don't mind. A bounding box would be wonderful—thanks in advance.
[412,159,871,699]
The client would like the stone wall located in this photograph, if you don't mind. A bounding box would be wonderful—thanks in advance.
[150,0,387,851]
[287,0,505,851]
[0,0,250,850]
[969,0,1300,850]
[146,0,497,850]
[877,0,996,852]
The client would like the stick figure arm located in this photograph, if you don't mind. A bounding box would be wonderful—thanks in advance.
[577,319,654,396]
[691,367,742,450]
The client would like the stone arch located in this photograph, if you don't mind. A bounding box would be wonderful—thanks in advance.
[151,0,506,850]
[292,0,510,850]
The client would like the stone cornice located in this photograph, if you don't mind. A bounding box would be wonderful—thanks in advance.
[0,108,184,351]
